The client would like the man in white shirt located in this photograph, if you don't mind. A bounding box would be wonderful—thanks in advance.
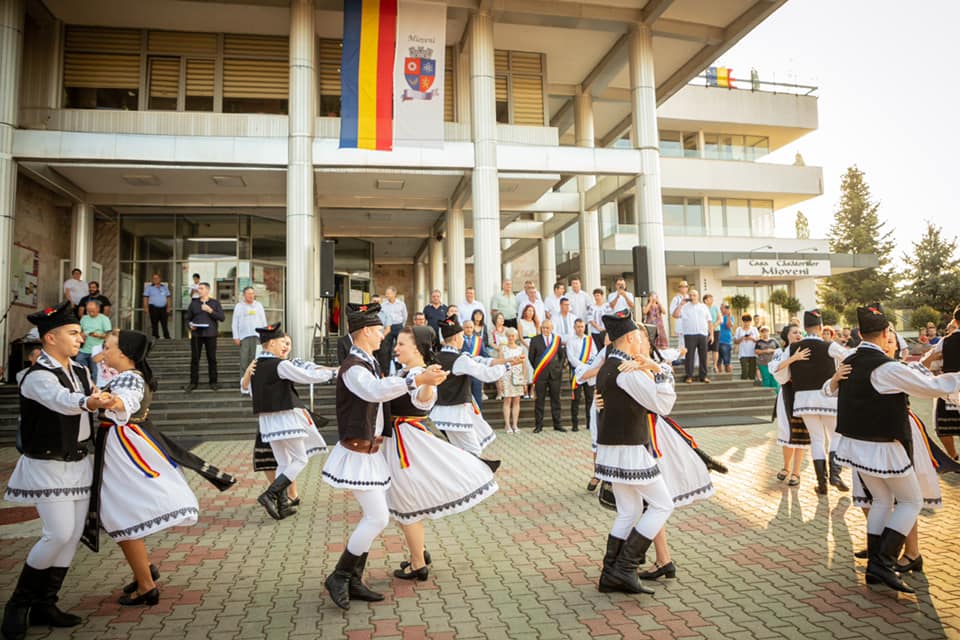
[379,286,408,375]
[515,280,543,310]
[674,288,713,383]
[607,277,635,314]
[62,269,86,309]
[668,280,689,348]
[553,297,577,343]
[734,314,760,382]
[587,288,610,343]
[457,287,486,327]
[516,286,546,323]
[544,282,566,319]
[565,318,598,433]
[232,286,268,373]
[566,278,591,320]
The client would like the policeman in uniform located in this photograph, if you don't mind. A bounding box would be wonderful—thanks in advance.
[2,301,111,639]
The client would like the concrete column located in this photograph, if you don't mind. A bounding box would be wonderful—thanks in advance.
[537,213,556,295]
[501,238,513,283]
[70,203,95,277]
[286,0,316,359]
[428,237,444,299]
[445,207,466,305]
[414,259,427,312]
[574,88,601,292]
[468,11,502,310]
[628,24,667,300]
[0,0,24,362]
[697,129,706,159]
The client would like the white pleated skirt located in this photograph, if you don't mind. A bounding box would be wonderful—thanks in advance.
[792,389,837,417]
[653,418,714,507]
[833,435,913,478]
[384,420,498,524]
[594,444,661,485]
[433,403,496,453]
[4,457,93,504]
[322,442,391,491]
[775,392,806,449]
[100,424,199,541]
[260,408,328,452]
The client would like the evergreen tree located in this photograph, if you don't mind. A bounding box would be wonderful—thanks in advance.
[900,221,960,319]
[795,211,810,239]
[821,166,897,305]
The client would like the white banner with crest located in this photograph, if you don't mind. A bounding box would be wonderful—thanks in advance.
[394,0,446,148]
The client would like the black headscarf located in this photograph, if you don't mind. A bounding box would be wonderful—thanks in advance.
[117,330,157,391]
[411,326,438,365]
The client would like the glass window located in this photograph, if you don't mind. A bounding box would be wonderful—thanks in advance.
[750,200,774,237]
[702,133,718,159]
[662,197,685,235]
[148,56,180,111]
[660,130,683,157]
[618,196,636,225]
[744,135,769,161]
[684,198,704,234]
[683,133,699,158]
[708,201,724,237]
[185,58,215,111]
[725,199,750,236]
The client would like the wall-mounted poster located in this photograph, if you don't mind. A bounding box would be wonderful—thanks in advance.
[11,243,39,308]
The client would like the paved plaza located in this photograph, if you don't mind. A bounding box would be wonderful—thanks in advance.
[2,406,959,640]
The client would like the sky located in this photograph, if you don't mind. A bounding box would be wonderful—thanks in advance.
[715,0,960,249]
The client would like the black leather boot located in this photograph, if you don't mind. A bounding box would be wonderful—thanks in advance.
[601,535,623,574]
[2,564,44,640]
[829,452,849,492]
[598,530,654,595]
[694,447,729,474]
[813,459,828,495]
[856,533,880,562]
[324,550,360,610]
[258,474,293,520]
[866,528,914,593]
[276,492,298,519]
[28,567,82,627]
[349,553,385,601]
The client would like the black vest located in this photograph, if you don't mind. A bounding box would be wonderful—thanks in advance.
[789,339,836,391]
[436,350,472,406]
[19,362,93,460]
[942,333,960,374]
[836,347,911,454]
[596,355,650,446]
[250,357,304,415]
[335,353,380,441]
[389,389,429,420]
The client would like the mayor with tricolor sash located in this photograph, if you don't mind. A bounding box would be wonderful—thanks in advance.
[529,319,566,433]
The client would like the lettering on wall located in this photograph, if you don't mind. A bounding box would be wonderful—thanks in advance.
[733,259,830,278]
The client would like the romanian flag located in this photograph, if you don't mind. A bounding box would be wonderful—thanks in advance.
[340,0,397,150]
[331,292,340,330]
[707,66,735,89]
[470,335,482,357]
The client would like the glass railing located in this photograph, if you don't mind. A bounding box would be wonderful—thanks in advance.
[688,72,817,96]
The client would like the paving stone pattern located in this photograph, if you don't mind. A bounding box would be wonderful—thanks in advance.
[1,410,958,639]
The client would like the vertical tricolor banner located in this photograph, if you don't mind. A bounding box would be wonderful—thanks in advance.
[340,0,398,150]
[393,1,446,148]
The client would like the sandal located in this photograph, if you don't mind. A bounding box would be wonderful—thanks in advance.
[776,468,788,482]
[586,477,601,492]
[788,474,800,487]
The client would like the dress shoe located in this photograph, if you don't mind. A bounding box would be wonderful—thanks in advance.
[118,588,160,607]
[571,426,580,432]
[183,383,197,392]
[586,478,600,492]
[638,561,676,580]
[394,564,430,581]
[533,427,543,433]
[123,564,160,594]
[553,427,568,432]
[209,383,221,391]
[896,554,923,573]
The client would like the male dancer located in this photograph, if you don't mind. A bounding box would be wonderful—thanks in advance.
[789,309,851,494]
[566,319,598,433]
[322,304,445,610]
[831,305,960,592]
[431,318,520,455]
[595,310,676,595]
[3,301,111,639]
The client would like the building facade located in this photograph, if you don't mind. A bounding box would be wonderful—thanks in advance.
[0,0,868,364]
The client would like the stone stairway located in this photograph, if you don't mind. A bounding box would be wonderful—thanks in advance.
[0,339,776,445]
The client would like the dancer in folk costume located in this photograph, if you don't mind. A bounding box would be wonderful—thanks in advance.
[593,310,676,596]
[829,305,960,593]
[922,306,960,460]
[386,326,499,580]
[2,302,112,639]
[322,304,447,610]
[241,324,334,520]
[788,310,852,495]
[829,323,960,574]
[770,324,812,487]
[86,330,235,606]
[430,318,521,457]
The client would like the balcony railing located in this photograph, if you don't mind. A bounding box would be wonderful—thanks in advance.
[688,73,818,96]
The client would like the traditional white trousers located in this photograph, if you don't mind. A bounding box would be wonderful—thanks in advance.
[802,414,837,460]
[26,501,87,569]
[346,488,390,556]
[859,472,923,536]
[610,478,675,540]
[271,438,309,482]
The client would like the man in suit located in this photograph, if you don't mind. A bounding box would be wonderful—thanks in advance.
[184,282,225,391]
[528,319,566,433]
[336,333,353,365]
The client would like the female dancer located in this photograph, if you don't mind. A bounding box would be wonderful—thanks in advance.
[92,330,235,605]
[242,324,334,520]
[518,304,539,398]
[385,327,499,580]
[499,328,525,433]
[769,324,811,487]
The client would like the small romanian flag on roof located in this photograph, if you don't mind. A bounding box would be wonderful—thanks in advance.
[340,0,397,151]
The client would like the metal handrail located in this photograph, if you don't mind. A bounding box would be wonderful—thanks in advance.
[690,74,818,96]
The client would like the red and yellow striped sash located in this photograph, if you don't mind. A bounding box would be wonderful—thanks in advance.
[648,414,662,458]
[115,423,175,478]
[393,416,431,469]
[532,335,560,384]
[571,336,593,392]
[470,336,482,357]
[910,410,938,470]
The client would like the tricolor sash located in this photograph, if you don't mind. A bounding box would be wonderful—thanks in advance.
[469,335,482,357]
[531,335,560,384]
[393,416,432,469]
[115,423,176,479]
[571,335,593,392]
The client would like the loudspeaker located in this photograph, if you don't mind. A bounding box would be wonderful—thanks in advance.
[319,240,335,298]
[632,245,650,297]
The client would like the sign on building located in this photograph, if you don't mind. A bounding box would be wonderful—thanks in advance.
[732,258,831,278]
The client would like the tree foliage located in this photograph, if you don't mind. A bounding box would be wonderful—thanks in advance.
[783,296,803,315]
[899,222,960,322]
[820,308,840,326]
[729,294,751,316]
[910,305,941,331]
[768,289,790,308]
[821,166,897,306]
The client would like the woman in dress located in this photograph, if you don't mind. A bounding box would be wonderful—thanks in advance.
[517,304,539,398]
[490,313,507,400]
[93,330,235,606]
[498,328,525,433]
[642,293,668,350]
[385,326,499,580]
[769,324,811,487]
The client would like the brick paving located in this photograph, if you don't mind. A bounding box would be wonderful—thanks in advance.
[1,401,959,639]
